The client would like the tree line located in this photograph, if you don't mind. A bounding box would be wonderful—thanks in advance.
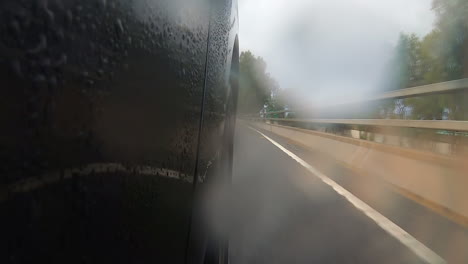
[237,51,280,114]
[381,0,468,120]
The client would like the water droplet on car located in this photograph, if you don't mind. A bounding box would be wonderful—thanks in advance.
[34,74,46,83]
[115,19,124,35]
[28,34,47,54]
[9,19,21,36]
[66,10,73,25]
[11,60,22,77]
[49,76,58,87]
[54,54,67,67]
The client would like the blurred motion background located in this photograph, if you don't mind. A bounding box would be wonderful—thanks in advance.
[236,0,468,156]
[229,0,468,263]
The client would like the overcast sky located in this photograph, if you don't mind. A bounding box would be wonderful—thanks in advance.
[239,0,435,105]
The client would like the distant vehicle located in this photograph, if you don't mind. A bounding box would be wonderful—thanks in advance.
[0,0,238,263]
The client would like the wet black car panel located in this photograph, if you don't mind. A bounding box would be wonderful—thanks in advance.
[0,0,238,263]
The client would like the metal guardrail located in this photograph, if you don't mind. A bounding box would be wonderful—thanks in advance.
[262,78,468,116]
[262,110,292,115]
[260,118,468,132]
[254,79,468,132]
[369,78,468,101]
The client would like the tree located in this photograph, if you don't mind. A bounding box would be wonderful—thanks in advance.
[238,51,279,114]
[419,30,446,83]
[432,0,468,78]
[379,0,468,120]
[382,33,420,91]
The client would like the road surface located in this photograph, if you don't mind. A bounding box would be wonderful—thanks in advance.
[228,123,468,264]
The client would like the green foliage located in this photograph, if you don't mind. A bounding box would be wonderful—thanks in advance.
[432,0,468,78]
[266,88,288,111]
[382,0,468,120]
[419,30,447,83]
[238,51,280,114]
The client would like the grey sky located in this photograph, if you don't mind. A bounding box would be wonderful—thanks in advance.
[239,0,435,105]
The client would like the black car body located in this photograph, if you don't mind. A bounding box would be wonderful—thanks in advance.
[0,0,239,263]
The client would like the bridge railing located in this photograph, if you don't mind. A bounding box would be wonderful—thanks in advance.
[253,118,468,132]
[252,78,468,132]
[260,78,468,118]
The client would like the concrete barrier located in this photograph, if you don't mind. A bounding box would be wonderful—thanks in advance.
[250,121,468,223]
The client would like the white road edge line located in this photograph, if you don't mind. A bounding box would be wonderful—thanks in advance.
[249,126,446,264]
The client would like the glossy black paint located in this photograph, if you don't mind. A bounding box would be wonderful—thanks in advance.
[0,0,238,263]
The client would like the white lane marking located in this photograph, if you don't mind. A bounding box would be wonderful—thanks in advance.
[249,127,446,264]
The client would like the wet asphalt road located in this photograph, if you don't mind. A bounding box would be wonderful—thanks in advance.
[228,123,468,264]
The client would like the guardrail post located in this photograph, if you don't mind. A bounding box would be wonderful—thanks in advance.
[463,90,468,121]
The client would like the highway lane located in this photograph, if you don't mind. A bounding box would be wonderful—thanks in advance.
[228,123,467,263]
